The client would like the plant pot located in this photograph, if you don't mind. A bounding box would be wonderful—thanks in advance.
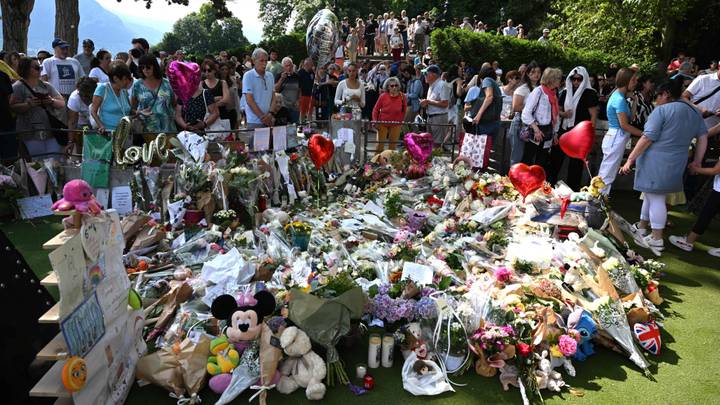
[291,233,311,251]
[442,353,466,373]
[184,209,205,226]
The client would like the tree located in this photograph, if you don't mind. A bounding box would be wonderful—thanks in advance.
[154,3,249,55]
[55,0,79,55]
[0,0,35,53]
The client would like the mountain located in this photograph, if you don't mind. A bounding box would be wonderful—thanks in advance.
[1,0,167,55]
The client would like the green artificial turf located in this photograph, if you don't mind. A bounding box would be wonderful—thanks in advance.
[3,191,719,405]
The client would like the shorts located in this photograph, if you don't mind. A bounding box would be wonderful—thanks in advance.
[300,95,313,115]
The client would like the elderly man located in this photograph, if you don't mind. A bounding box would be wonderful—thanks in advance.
[420,65,450,146]
[538,28,551,43]
[41,38,85,99]
[242,48,275,128]
[74,39,95,74]
[502,19,518,36]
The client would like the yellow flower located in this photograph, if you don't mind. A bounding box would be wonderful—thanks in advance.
[550,344,563,358]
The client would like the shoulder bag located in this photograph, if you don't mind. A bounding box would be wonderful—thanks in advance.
[519,89,541,142]
[20,80,69,145]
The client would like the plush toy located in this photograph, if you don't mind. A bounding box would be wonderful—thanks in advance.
[567,308,597,361]
[534,350,565,392]
[276,326,327,400]
[550,354,576,377]
[61,356,87,392]
[211,290,276,344]
[52,179,103,214]
[207,335,241,393]
[499,364,520,391]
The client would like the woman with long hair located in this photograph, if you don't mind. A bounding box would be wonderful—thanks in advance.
[201,58,232,129]
[510,61,542,164]
[89,50,112,83]
[334,62,365,110]
[130,54,176,133]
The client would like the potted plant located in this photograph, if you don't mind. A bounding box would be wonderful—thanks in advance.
[284,220,313,251]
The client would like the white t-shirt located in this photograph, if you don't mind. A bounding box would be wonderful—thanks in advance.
[427,79,450,115]
[714,175,720,193]
[67,90,91,127]
[41,56,85,95]
[390,34,403,48]
[503,26,518,36]
[89,67,109,83]
[514,84,532,99]
[687,72,720,128]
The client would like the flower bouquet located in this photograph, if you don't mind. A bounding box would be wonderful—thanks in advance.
[213,209,238,229]
[284,221,313,251]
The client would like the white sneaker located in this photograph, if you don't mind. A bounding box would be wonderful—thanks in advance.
[631,222,649,237]
[669,235,693,252]
[644,235,665,251]
[709,248,720,258]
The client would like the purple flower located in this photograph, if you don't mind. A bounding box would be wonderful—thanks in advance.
[416,296,437,318]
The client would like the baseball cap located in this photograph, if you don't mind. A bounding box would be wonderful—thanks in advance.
[52,39,69,49]
[424,64,441,75]
[82,39,94,47]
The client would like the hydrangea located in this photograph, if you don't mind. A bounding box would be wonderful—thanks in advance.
[558,334,578,356]
[416,296,437,319]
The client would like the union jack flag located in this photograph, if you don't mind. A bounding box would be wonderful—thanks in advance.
[634,321,661,355]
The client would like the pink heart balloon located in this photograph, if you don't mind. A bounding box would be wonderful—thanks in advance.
[403,132,433,164]
[167,61,200,104]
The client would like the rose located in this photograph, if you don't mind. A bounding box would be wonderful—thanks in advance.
[558,334,578,356]
[494,267,512,283]
[516,342,532,357]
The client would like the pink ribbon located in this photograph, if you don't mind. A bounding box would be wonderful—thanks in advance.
[236,293,257,307]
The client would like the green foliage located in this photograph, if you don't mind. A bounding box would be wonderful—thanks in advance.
[432,27,634,76]
[258,32,307,64]
[155,3,249,55]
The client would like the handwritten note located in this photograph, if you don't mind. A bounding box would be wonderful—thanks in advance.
[177,131,208,162]
[49,234,87,317]
[273,126,287,151]
[95,188,109,209]
[111,186,132,216]
[16,194,53,219]
[401,262,434,286]
[61,291,105,357]
[253,127,271,151]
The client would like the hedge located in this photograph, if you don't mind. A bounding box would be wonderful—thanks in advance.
[431,28,639,76]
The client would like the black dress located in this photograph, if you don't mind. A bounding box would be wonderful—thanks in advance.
[203,80,233,124]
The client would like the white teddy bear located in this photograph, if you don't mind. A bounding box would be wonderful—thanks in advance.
[534,350,565,392]
[276,326,327,400]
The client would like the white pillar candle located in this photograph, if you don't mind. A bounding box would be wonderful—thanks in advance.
[356,364,367,379]
[368,334,381,368]
[381,333,395,368]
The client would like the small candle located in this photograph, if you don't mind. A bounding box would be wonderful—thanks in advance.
[355,364,367,379]
[367,334,381,368]
[363,374,375,390]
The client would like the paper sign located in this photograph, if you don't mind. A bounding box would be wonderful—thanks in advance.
[49,233,86,316]
[95,188,110,209]
[286,125,298,147]
[253,127,271,151]
[81,219,110,262]
[61,291,106,357]
[167,198,187,228]
[177,131,208,162]
[469,204,512,227]
[16,194,53,219]
[110,186,132,216]
[273,126,287,151]
[401,262,434,286]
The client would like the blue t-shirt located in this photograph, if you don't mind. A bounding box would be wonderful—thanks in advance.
[242,69,275,125]
[94,82,131,131]
[606,90,629,129]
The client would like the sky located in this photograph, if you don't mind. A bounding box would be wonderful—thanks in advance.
[96,0,264,43]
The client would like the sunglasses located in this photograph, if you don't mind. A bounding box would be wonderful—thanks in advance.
[204,68,214,73]
[141,65,153,70]
[389,84,399,88]
[571,76,583,82]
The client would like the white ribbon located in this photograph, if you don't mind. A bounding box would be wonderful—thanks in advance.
[169,392,202,405]
[248,384,276,403]
[429,291,469,387]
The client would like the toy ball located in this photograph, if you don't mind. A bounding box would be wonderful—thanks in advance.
[209,373,232,394]
[62,356,87,392]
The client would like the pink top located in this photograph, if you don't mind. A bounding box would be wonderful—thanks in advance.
[372,92,407,125]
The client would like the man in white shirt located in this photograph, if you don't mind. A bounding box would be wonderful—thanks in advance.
[538,28,551,43]
[420,65,450,145]
[460,17,473,31]
[502,19,518,37]
[41,38,85,98]
[683,70,720,128]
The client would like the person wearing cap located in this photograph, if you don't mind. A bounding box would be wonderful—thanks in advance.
[74,39,95,74]
[41,39,85,99]
[420,65,450,146]
[538,29,551,43]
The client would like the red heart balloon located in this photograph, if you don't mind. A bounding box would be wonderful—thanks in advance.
[308,134,334,169]
[559,120,595,160]
[508,163,546,201]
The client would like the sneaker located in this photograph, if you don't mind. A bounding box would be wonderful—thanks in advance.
[631,222,649,237]
[644,235,665,251]
[708,248,720,258]
[669,235,694,252]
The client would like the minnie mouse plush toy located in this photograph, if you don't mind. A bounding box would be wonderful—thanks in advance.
[211,290,276,343]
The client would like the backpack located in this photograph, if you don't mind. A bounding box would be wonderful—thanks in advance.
[467,79,503,123]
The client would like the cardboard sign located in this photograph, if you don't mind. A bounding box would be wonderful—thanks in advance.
[16,194,54,219]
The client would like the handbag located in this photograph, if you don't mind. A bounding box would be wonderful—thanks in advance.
[519,89,542,142]
[20,80,69,145]
[202,90,231,141]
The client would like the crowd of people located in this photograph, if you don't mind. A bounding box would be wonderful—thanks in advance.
[0,23,718,257]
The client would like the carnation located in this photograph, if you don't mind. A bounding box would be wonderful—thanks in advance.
[494,267,512,283]
[558,334,578,356]
[517,342,532,357]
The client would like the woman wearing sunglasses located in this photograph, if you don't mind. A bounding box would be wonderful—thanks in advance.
[372,76,406,153]
[130,55,176,133]
[548,66,598,190]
